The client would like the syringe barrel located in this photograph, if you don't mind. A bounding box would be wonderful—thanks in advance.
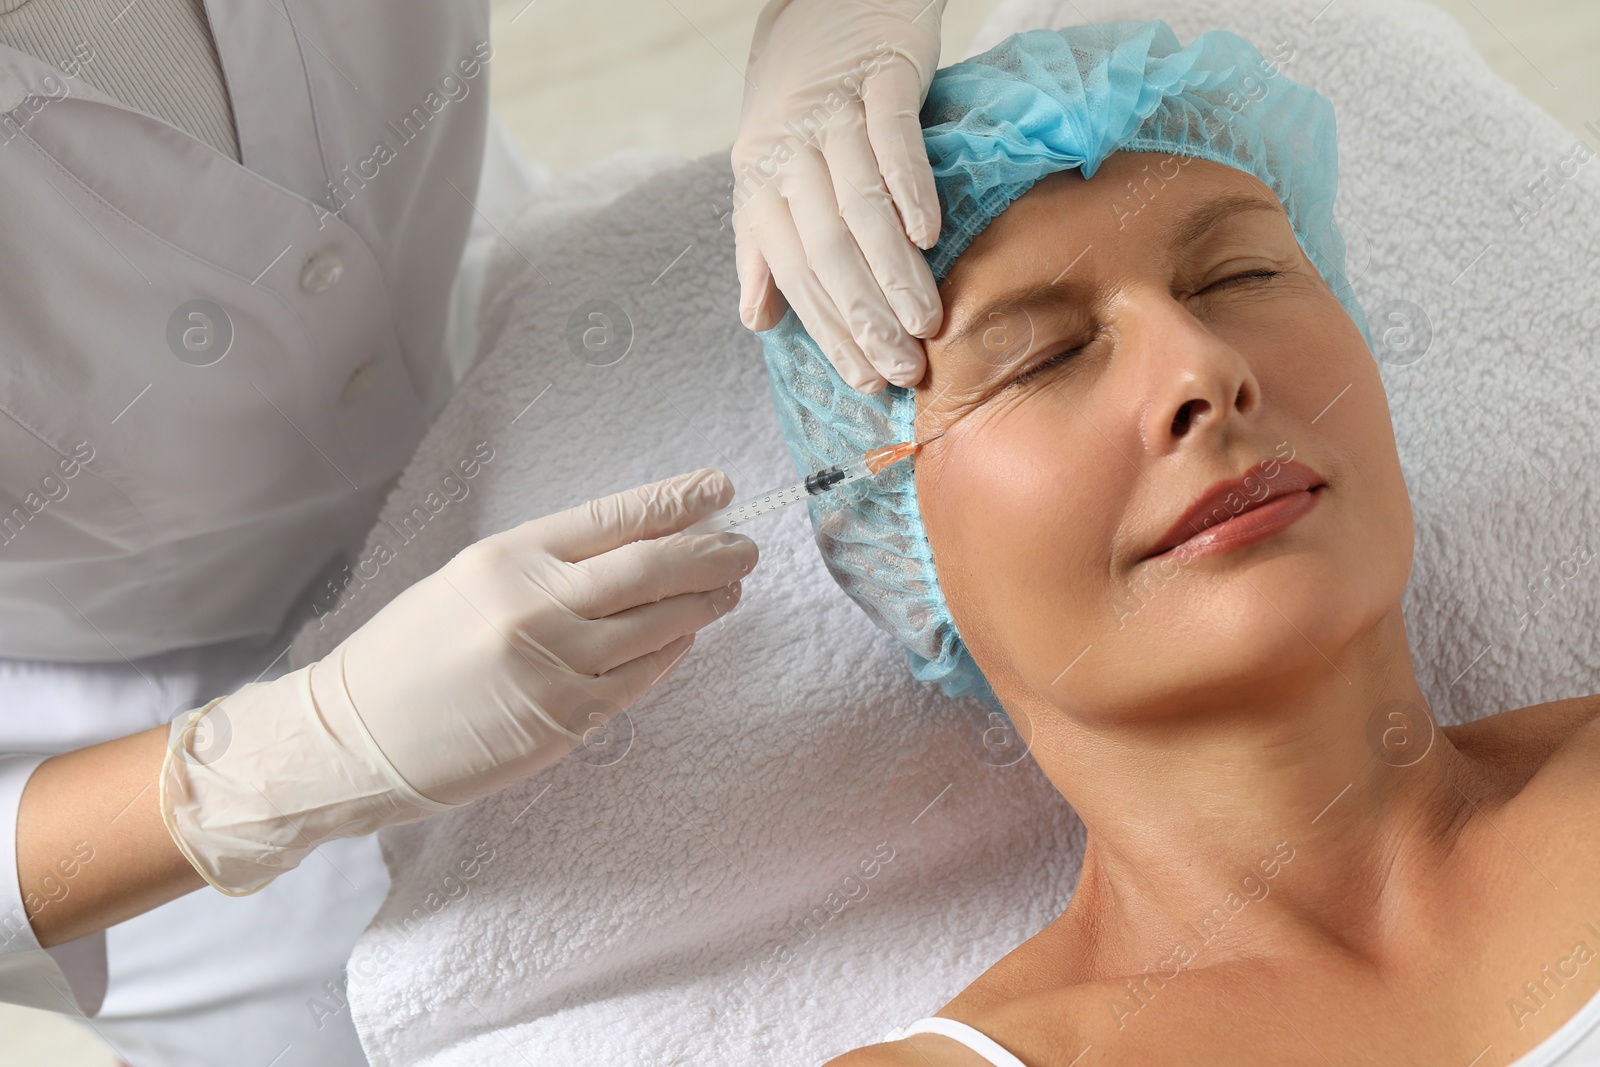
[681,450,891,536]
[683,479,809,534]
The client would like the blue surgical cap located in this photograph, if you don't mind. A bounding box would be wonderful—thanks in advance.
[759,21,1373,711]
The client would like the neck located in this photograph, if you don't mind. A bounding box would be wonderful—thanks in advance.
[1022,607,1481,970]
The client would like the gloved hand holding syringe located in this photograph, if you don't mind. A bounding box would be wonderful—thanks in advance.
[159,469,758,897]
[157,438,939,899]
[685,434,943,535]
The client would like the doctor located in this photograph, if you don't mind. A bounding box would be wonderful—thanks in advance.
[0,0,945,1063]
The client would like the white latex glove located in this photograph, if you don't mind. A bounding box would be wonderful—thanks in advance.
[733,0,947,393]
[160,468,757,895]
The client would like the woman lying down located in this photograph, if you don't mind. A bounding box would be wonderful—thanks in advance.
[759,21,1600,1067]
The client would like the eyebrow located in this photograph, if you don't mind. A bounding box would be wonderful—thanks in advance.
[939,191,1286,354]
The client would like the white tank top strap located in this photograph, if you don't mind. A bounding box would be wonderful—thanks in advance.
[881,1017,1030,1067]
[881,986,1600,1067]
[1509,983,1600,1065]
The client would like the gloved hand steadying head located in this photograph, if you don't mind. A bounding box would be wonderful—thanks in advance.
[732,0,948,393]
[159,469,757,895]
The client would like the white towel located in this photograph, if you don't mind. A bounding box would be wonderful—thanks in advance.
[289,1,1600,1063]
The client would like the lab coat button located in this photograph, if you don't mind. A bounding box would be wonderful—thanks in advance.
[299,252,344,293]
[341,360,379,402]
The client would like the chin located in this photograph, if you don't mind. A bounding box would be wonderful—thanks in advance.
[1124,551,1379,685]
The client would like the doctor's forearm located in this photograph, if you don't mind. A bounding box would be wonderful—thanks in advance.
[15,725,204,948]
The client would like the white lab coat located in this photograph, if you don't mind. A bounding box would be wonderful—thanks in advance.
[0,0,533,1061]
[0,0,493,662]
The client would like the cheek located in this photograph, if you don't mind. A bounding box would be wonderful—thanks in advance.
[1248,306,1414,638]
[1272,306,1412,564]
[1316,340,1415,587]
[916,399,1118,688]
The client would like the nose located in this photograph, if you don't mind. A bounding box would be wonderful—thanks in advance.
[1132,295,1261,453]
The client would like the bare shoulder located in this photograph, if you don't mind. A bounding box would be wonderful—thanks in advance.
[822,1034,992,1067]
[1441,692,1600,789]
[820,1045,909,1067]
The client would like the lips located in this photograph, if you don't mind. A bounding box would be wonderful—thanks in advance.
[1141,459,1327,562]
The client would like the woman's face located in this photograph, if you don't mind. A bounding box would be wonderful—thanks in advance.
[914,152,1414,725]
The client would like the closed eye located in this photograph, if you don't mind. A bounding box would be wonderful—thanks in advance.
[1206,268,1283,290]
[1009,342,1089,388]
[1005,270,1283,389]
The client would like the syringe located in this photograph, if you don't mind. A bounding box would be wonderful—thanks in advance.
[685,436,936,535]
